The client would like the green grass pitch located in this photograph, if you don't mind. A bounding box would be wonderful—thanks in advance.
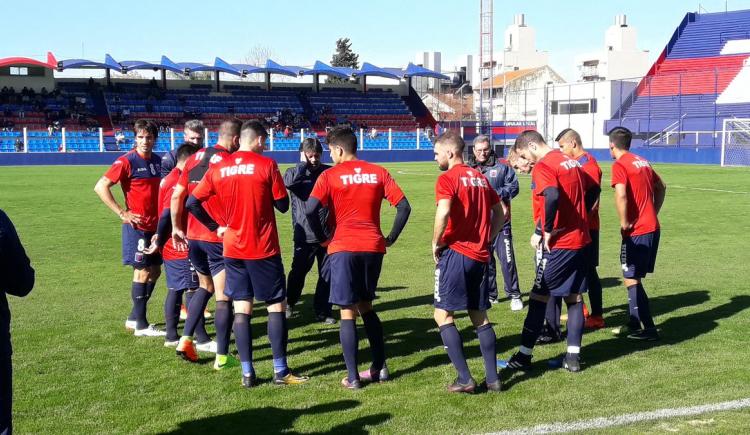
[1,161,749,434]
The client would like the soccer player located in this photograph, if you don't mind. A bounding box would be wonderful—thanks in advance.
[470,135,522,310]
[171,119,242,365]
[557,128,605,329]
[608,127,666,341]
[0,209,35,435]
[94,119,165,337]
[188,120,308,388]
[432,132,504,393]
[144,143,201,346]
[160,120,204,177]
[284,138,335,324]
[505,130,591,373]
[305,126,411,389]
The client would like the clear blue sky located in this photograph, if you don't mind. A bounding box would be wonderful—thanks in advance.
[4,0,750,80]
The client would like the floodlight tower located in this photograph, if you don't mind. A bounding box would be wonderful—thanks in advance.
[478,0,494,136]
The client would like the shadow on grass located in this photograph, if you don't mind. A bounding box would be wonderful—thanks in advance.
[502,292,750,390]
[160,399,390,434]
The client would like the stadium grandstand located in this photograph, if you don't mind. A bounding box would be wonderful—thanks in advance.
[0,55,446,153]
[606,9,750,151]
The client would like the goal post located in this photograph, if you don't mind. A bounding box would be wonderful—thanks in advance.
[721,118,750,167]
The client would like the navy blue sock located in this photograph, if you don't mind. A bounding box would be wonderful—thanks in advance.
[544,297,562,335]
[268,312,289,376]
[476,324,498,384]
[627,284,642,328]
[636,283,655,329]
[233,313,254,376]
[566,301,584,350]
[439,323,471,384]
[521,299,548,350]
[183,288,211,337]
[145,281,157,301]
[186,290,211,343]
[588,267,603,316]
[131,282,149,329]
[361,311,386,372]
[214,301,232,355]
[164,290,183,341]
[340,319,359,382]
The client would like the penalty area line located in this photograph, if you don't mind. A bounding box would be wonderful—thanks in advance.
[672,185,749,194]
[485,397,750,435]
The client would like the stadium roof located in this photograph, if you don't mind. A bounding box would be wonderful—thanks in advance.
[0,52,57,70]
[50,53,448,81]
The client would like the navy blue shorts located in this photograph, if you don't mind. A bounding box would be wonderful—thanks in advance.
[224,255,286,303]
[621,230,660,279]
[585,230,600,267]
[532,248,588,297]
[121,224,162,269]
[328,252,383,306]
[188,240,224,277]
[164,258,198,291]
[434,248,490,312]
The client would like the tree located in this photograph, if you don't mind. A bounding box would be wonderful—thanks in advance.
[243,44,291,83]
[329,38,359,84]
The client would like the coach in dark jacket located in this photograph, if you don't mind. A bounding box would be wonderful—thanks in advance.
[469,135,522,309]
[0,209,35,435]
[283,138,334,323]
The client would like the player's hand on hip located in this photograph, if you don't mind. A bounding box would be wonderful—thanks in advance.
[172,229,188,249]
[432,242,445,264]
[119,210,141,226]
[217,226,227,238]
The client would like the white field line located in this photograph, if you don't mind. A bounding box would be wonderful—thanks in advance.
[396,170,436,176]
[485,397,750,435]
[671,185,749,194]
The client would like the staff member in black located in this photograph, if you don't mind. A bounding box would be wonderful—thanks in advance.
[1,209,35,435]
[284,138,335,324]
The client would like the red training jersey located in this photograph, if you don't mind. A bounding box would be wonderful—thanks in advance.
[436,164,500,263]
[611,152,662,236]
[532,150,591,250]
[177,145,230,243]
[192,151,287,260]
[158,168,187,261]
[310,160,405,255]
[576,152,602,231]
[104,150,161,232]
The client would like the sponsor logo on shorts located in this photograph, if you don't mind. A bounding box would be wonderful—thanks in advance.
[433,268,441,303]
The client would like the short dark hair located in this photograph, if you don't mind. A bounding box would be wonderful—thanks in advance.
[300,137,323,154]
[175,142,199,162]
[514,130,545,150]
[133,119,158,138]
[219,118,242,139]
[435,131,465,154]
[326,126,358,154]
[240,120,268,140]
[608,126,632,150]
[555,128,582,146]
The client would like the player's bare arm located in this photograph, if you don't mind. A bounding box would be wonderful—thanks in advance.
[614,183,632,231]
[170,182,188,245]
[653,177,667,215]
[94,176,141,226]
[432,198,451,263]
[489,202,504,241]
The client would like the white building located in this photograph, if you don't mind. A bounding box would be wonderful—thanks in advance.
[575,15,650,81]
[502,14,549,73]
[414,51,442,91]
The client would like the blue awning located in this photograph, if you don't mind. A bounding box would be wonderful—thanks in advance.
[302,61,354,79]
[256,59,303,77]
[58,54,122,72]
[230,63,263,76]
[404,62,449,80]
[355,62,403,80]
[213,57,241,76]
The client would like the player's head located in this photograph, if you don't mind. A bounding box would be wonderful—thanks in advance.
[472,135,493,164]
[183,119,204,148]
[555,128,584,158]
[513,129,547,163]
[507,145,533,174]
[608,126,632,159]
[174,142,199,170]
[433,131,465,171]
[326,126,358,164]
[240,119,268,153]
[300,138,323,168]
[133,119,158,154]
[219,118,243,152]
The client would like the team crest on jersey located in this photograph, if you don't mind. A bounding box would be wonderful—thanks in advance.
[354,167,362,174]
[489,169,498,178]
[235,158,242,164]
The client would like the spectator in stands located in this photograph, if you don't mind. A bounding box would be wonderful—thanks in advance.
[40,87,48,97]
[47,125,54,136]
[369,127,378,140]
[14,138,23,152]
[284,125,293,138]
